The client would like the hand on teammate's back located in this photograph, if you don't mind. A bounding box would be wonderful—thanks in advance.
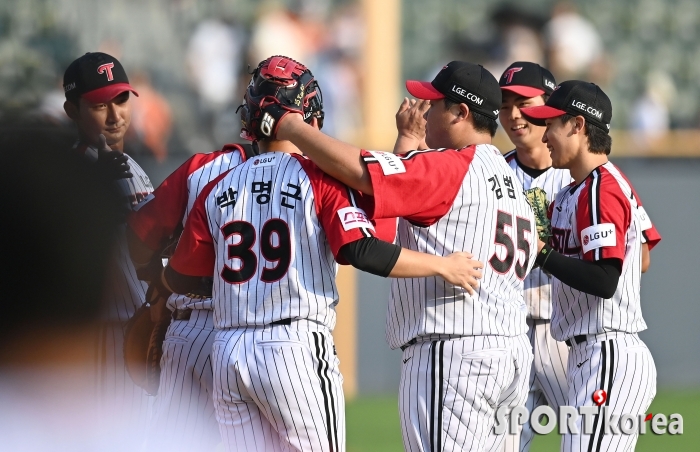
[96,134,133,180]
[440,252,483,295]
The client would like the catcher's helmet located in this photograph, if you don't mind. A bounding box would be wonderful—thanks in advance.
[240,55,324,141]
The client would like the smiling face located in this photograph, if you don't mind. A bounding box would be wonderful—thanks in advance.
[542,116,580,169]
[499,90,547,150]
[67,91,132,150]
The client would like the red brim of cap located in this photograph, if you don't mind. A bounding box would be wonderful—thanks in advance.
[520,105,566,126]
[406,80,445,100]
[82,83,139,103]
[501,85,545,98]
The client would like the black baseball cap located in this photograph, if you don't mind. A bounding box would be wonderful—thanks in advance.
[406,61,501,119]
[499,62,556,98]
[520,80,612,133]
[63,52,139,104]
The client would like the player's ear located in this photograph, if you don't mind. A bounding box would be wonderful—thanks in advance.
[573,116,586,134]
[456,103,470,122]
[63,100,79,121]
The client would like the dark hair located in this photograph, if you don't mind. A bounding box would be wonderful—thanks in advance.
[66,96,80,108]
[444,99,499,137]
[559,114,612,155]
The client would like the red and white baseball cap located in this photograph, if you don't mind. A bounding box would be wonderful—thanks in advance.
[63,52,139,104]
[499,61,556,98]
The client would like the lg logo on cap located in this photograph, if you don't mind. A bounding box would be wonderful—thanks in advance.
[451,85,484,105]
[571,100,603,120]
[97,62,115,81]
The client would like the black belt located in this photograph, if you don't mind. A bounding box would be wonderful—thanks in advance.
[400,338,417,351]
[270,318,292,326]
[565,335,587,347]
[172,308,192,321]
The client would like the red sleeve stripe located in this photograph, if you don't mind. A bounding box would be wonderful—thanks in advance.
[361,147,450,164]
[398,147,450,160]
[588,168,604,261]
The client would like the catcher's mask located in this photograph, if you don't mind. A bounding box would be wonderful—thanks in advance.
[239,55,324,141]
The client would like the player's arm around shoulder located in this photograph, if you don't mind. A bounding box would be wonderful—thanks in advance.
[308,165,484,293]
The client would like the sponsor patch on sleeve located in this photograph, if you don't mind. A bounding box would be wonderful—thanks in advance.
[367,150,406,175]
[580,223,616,254]
[133,192,155,211]
[636,206,653,231]
[337,207,375,232]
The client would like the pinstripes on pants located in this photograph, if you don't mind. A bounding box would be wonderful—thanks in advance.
[145,309,220,452]
[503,319,569,452]
[563,333,656,452]
[212,323,345,452]
[399,335,532,452]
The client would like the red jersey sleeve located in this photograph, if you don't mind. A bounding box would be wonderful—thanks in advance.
[360,147,475,226]
[616,169,661,250]
[127,147,246,250]
[629,187,661,250]
[576,170,631,263]
[295,156,390,265]
[169,170,231,277]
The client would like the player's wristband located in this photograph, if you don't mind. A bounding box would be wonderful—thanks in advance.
[535,243,554,269]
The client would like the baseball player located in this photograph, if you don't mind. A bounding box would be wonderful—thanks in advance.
[267,61,537,452]
[62,52,154,448]
[161,56,483,452]
[126,142,256,451]
[521,80,661,452]
[497,62,572,452]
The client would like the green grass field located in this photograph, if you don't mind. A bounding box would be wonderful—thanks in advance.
[346,389,699,451]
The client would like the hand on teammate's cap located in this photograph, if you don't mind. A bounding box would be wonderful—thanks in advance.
[96,134,133,180]
[256,98,306,139]
[396,98,429,142]
[241,56,322,141]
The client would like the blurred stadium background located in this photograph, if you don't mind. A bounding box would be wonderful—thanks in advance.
[1,0,698,450]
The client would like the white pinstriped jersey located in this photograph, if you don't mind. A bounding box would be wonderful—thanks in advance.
[106,154,154,321]
[129,145,247,311]
[504,150,573,319]
[170,151,395,330]
[361,145,537,349]
[548,161,651,341]
[76,141,154,321]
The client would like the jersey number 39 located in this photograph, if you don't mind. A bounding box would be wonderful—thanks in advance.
[221,219,291,284]
[489,211,531,279]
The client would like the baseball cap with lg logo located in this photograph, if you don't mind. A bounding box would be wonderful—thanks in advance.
[405,61,502,120]
[63,52,139,104]
[520,80,612,133]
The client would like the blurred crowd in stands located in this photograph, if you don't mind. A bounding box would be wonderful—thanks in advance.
[1,0,697,174]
